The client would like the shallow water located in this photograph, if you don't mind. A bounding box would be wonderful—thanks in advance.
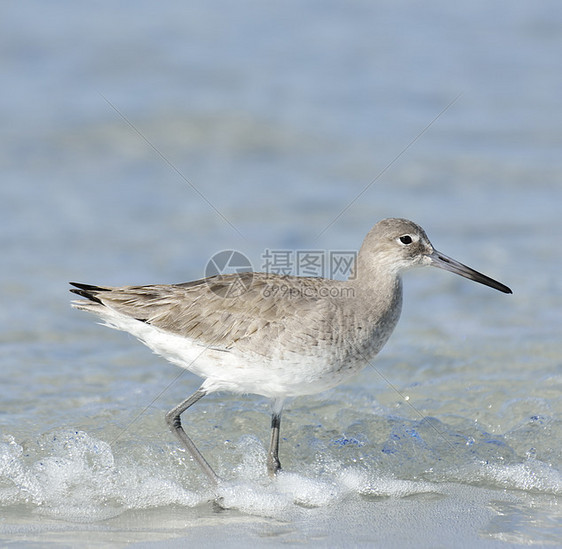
[1,1,562,546]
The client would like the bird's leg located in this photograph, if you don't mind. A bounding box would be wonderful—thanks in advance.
[267,411,282,477]
[165,387,220,485]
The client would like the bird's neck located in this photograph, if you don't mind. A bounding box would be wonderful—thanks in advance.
[349,266,403,312]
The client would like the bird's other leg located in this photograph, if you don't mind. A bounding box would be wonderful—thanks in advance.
[165,386,220,485]
[267,398,284,477]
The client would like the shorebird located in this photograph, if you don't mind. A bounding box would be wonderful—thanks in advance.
[70,218,511,484]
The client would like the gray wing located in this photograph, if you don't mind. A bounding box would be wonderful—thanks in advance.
[70,273,329,351]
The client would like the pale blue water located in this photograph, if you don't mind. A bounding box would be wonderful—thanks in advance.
[1,1,561,546]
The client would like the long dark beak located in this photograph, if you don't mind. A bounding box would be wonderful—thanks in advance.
[429,251,512,294]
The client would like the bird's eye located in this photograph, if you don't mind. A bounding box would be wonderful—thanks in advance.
[399,235,413,245]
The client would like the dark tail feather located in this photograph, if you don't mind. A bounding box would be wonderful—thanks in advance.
[69,282,111,305]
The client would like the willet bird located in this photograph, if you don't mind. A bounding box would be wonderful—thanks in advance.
[70,218,511,484]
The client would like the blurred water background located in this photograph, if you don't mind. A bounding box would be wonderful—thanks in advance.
[1,1,561,547]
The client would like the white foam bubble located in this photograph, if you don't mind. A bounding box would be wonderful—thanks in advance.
[482,459,562,495]
[2,425,561,524]
[0,431,204,521]
[337,468,438,498]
